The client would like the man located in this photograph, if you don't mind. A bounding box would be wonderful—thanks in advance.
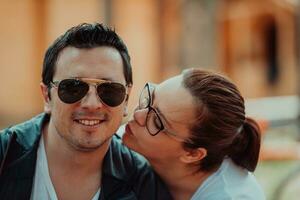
[0,23,171,200]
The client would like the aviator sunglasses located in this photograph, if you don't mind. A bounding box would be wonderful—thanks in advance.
[50,78,128,107]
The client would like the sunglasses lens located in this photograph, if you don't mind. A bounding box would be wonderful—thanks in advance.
[97,82,126,107]
[58,79,89,104]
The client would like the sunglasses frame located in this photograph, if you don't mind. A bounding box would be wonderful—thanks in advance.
[50,77,130,107]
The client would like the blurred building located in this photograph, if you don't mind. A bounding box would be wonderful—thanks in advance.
[219,0,299,98]
[0,0,299,127]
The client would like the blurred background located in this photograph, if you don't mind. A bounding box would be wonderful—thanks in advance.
[0,0,299,199]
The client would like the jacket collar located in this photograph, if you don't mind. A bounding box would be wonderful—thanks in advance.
[13,113,47,149]
[0,113,47,177]
[101,135,141,199]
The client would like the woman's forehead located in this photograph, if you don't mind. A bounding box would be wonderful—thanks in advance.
[154,75,196,124]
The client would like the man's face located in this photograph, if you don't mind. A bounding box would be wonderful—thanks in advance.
[42,46,129,151]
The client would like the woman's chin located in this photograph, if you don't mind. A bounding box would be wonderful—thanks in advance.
[122,132,136,149]
[122,131,148,158]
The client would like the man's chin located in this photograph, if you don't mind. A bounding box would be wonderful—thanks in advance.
[74,145,102,152]
[72,139,110,152]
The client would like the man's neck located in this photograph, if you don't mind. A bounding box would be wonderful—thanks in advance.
[43,123,109,175]
[42,123,109,200]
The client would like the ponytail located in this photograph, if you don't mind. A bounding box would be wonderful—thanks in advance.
[229,117,261,172]
[182,69,262,172]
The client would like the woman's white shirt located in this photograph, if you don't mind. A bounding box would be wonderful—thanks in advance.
[191,159,265,200]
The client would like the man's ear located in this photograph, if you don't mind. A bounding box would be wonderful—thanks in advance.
[125,85,132,103]
[123,86,132,117]
[179,147,207,164]
[40,82,51,114]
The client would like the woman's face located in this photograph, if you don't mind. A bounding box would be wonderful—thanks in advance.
[122,74,196,162]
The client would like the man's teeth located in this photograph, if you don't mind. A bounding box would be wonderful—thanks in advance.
[78,119,101,126]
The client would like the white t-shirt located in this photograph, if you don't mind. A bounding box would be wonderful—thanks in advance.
[116,124,126,138]
[191,159,265,200]
[30,135,101,200]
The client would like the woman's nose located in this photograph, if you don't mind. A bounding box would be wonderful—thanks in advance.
[133,108,148,126]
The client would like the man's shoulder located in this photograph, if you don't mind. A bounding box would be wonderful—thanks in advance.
[102,135,173,200]
[110,135,146,159]
[0,113,46,137]
[103,134,153,180]
[0,113,46,155]
[107,135,149,172]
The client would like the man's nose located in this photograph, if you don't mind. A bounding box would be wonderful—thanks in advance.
[133,108,148,126]
[80,85,103,109]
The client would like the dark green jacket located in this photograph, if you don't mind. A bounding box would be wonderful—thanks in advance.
[0,114,172,200]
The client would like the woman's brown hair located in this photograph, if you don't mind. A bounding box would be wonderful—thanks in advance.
[182,68,261,172]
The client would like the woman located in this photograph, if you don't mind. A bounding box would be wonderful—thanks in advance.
[122,68,265,200]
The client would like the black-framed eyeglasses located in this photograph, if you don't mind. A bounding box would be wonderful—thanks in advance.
[139,83,190,142]
[50,78,129,107]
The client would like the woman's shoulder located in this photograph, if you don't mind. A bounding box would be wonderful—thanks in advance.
[191,159,265,200]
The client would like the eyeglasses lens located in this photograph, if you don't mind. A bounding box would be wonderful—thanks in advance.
[139,85,150,109]
[146,108,163,135]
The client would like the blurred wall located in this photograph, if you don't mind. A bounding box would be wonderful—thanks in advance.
[219,0,298,98]
[0,0,105,128]
[0,0,299,128]
[0,1,43,127]
[0,0,169,128]
[111,0,162,113]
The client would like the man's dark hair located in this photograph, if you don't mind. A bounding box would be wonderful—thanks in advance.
[42,23,132,86]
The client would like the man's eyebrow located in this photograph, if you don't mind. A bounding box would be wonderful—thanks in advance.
[74,77,119,82]
[95,77,113,81]
[101,77,127,84]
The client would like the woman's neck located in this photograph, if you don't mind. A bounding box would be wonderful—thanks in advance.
[150,160,213,200]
